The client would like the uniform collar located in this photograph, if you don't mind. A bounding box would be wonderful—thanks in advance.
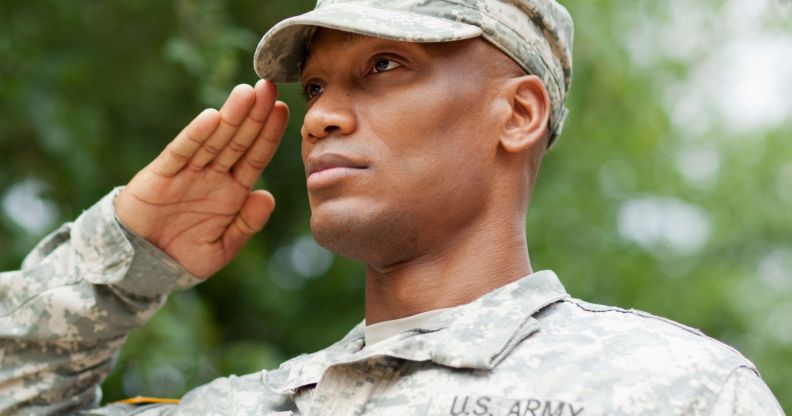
[263,270,570,394]
[365,306,457,346]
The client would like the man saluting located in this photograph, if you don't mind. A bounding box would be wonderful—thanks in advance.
[0,0,783,414]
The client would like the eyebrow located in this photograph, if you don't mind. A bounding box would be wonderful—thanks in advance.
[302,31,434,73]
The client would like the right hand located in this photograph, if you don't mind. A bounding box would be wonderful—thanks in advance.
[114,80,289,279]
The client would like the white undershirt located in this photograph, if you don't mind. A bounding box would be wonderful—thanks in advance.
[364,307,456,347]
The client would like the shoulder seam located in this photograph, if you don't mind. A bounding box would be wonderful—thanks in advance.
[564,298,702,335]
[561,299,752,363]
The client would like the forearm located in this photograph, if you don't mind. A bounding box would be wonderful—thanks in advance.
[0,189,200,415]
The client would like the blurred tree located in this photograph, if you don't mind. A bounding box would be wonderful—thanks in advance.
[1,0,790,411]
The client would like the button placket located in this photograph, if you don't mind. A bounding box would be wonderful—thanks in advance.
[307,357,397,416]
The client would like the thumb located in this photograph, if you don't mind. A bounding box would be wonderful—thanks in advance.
[222,190,275,257]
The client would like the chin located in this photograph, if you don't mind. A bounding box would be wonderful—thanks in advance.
[309,200,419,267]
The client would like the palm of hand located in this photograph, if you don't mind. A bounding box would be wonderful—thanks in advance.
[115,81,289,278]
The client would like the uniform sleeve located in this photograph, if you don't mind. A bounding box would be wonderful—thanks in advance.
[77,373,296,416]
[0,188,202,415]
[707,366,784,416]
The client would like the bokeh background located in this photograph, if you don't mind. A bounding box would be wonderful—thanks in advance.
[1,0,790,411]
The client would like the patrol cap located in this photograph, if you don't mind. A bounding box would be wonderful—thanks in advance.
[253,0,574,145]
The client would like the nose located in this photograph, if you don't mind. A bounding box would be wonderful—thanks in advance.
[301,91,358,142]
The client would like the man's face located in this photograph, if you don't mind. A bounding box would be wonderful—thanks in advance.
[300,29,508,268]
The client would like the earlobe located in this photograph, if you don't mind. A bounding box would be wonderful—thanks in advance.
[499,75,551,154]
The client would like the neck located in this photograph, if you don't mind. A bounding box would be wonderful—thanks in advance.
[364,213,532,324]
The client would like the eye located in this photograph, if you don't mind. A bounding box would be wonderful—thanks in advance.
[371,57,402,74]
[302,83,324,100]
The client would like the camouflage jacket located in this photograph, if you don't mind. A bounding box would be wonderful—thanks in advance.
[0,190,784,415]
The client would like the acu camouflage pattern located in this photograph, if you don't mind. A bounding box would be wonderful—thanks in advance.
[253,0,574,144]
[0,189,200,415]
[0,190,784,414]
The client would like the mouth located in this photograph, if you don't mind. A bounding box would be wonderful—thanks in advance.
[305,152,368,190]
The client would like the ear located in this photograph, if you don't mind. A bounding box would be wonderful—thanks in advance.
[499,75,551,154]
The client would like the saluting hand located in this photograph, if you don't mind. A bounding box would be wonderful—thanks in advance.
[114,80,289,278]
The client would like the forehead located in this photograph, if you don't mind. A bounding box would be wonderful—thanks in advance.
[312,30,370,48]
[304,30,369,63]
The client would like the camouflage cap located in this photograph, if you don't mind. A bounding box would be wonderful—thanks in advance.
[253,0,574,144]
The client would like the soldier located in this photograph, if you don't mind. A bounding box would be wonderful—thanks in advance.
[0,0,784,415]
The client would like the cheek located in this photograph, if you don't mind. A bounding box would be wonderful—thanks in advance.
[300,125,313,166]
[363,84,496,200]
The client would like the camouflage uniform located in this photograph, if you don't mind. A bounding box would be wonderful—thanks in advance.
[0,190,784,415]
[1,0,786,414]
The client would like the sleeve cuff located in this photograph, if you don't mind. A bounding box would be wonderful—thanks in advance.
[72,187,202,297]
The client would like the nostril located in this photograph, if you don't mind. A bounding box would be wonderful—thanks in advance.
[324,125,340,134]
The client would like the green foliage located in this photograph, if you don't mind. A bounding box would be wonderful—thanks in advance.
[1,0,790,411]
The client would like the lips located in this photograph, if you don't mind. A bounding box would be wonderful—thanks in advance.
[305,153,368,190]
[306,153,368,177]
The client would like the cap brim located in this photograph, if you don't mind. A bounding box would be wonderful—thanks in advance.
[253,3,482,82]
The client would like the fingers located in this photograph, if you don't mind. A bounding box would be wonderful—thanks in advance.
[152,109,221,177]
[213,80,278,172]
[232,101,289,188]
[222,190,275,256]
[189,84,257,170]
[150,80,286,181]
